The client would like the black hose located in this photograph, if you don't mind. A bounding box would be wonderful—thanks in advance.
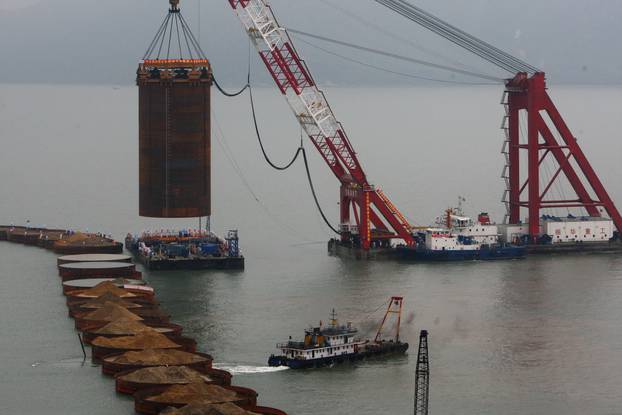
[248,83,340,234]
[213,76,250,97]
[301,147,341,235]
[215,39,338,233]
[249,85,302,170]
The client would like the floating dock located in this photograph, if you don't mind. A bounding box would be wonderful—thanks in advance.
[58,261,140,280]
[57,253,133,265]
[125,230,244,271]
[0,224,287,414]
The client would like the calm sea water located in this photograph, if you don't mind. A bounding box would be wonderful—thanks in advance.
[1,84,621,414]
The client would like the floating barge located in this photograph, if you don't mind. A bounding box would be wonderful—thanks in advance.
[54,232,123,254]
[1,221,288,414]
[114,365,232,395]
[57,253,132,265]
[329,210,622,260]
[125,230,244,271]
[58,261,140,281]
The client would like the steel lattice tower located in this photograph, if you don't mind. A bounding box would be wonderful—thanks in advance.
[414,330,429,415]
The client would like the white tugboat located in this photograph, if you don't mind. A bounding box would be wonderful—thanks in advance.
[398,197,526,261]
[268,297,409,369]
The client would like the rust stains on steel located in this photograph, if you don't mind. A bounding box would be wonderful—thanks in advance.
[58,261,138,280]
[137,61,213,218]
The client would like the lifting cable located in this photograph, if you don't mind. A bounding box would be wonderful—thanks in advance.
[373,0,540,74]
[376,0,520,72]
[143,5,208,61]
[317,0,478,72]
[289,28,502,83]
[295,37,497,86]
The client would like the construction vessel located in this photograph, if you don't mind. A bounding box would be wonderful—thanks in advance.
[125,229,244,270]
[226,0,621,258]
[0,228,287,414]
[135,0,243,270]
[137,1,212,219]
[397,205,526,262]
[268,296,408,369]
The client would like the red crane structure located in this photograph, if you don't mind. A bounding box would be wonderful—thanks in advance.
[228,0,621,248]
[227,0,414,250]
[503,73,622,242]
[371,0,622,242]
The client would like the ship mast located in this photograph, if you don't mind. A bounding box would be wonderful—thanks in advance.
[374,296,404,342]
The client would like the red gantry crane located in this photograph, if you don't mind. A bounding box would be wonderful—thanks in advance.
[372,0,622,244]
[227,0,415,251]
[228,0,621,248]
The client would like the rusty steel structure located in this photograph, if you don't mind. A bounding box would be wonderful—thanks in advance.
[137,0,212,218]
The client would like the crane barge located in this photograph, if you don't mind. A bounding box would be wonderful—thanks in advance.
[227,0,621,258]
[370,0,622,254]
[227,0,415,257]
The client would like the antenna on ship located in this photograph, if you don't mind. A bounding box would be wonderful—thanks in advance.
[330,308,338,327]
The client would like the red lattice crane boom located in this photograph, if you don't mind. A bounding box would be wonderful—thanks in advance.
[228,0,414,250]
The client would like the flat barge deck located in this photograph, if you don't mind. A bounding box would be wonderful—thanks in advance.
[328,238,622,260]
[526,240,622,254]
[125,231,244,271]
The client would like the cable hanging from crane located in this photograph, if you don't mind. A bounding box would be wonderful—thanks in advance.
[213,76,250,97]
[249,84,339,234]
[142,2,208,61]
[289,28,503,83]
[212,48,339,234]
[249,85,303,170]
[295,37,493,85]
[373,0,540,74]
[317,0,486,75]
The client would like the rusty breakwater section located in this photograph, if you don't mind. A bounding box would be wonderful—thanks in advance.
[1,225,287,415]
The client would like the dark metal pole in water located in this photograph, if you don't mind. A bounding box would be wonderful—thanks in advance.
[77,333,86,360]
[414,330,429,415]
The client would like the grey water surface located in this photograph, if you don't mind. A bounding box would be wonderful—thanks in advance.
[1,84,621,414]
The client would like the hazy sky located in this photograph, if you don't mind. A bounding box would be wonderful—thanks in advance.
[0,0,621,85]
